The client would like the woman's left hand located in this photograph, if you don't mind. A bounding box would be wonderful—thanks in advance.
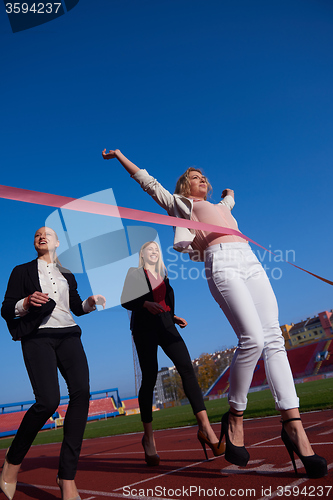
[88,295,106,309]
[221,188,234,199]
[174,315,188,328]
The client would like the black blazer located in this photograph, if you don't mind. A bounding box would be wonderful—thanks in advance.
[1,259,86,341]
[121,267,175,333]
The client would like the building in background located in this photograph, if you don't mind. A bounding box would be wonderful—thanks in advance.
[281,310,333,349]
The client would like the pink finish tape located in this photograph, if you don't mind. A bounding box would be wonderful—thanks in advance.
[0,184,332,286]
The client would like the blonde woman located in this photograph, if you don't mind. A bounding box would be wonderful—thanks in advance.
[121,241,224,465]
[104,148,327,478]
[1,227,106,500]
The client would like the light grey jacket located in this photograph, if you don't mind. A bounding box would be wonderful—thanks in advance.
[132,169,235,260]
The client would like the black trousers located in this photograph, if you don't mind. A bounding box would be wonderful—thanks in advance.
[133,312,205,423]
[7,328,90,480]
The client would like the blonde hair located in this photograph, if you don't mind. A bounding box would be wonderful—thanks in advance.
[139,241,166,278]
[174,167,212,200]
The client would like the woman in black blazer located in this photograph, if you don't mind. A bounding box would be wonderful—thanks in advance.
[0,227,105,500]
[121,241,224,465]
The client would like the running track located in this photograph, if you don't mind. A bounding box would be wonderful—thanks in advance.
[1,410,332,500]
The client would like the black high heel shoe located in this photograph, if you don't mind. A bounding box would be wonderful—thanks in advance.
[197,430,226,460]
[281,418,327,479]
[218,411,250,467]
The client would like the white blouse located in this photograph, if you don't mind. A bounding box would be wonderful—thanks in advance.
[15,259,94,328]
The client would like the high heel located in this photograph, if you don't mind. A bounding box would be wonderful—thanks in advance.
[56,476,81,500]
[197,430,226,460]
[218,411,250,467]
[0,474,16,500]
[141,437,160,466]
[0,452,18,500]
[281,418,327,479]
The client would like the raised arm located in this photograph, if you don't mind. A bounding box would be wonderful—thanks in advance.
[102,147,175,213]
[102,149,139,176]
[220,188,235,210]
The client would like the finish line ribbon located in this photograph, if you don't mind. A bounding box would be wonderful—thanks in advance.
[0,184,332,286]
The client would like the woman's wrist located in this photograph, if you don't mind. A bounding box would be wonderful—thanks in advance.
[23,295,31,311]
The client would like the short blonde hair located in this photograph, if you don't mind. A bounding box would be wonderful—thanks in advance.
[174,167,212,200]
[139,241,166,278]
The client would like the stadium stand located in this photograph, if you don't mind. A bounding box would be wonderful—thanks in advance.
[206,337,333,397]
[316,339,333,374]
[286,341,327,378]
[250,358,267,387]
[121,396,140,415]
[0,388,123,438]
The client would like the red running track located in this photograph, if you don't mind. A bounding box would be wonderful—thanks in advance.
[1,410,332,500]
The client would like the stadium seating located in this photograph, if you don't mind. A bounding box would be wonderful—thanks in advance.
[206,337,333,397]
[0,389,123,437]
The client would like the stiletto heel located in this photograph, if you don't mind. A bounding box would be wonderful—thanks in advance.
[281,418,327,479]
[0,452,18,500]
[198,433,208,460]
[197,430,226,460]
[219,411,250,467]
[141,437,160,466]
[56,476,81,500]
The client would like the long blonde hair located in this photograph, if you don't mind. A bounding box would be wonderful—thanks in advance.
[139,241,166,278]
[174,167,212,200]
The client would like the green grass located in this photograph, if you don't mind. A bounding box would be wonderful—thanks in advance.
[1,378,332,450]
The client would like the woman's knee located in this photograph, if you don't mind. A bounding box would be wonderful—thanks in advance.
[239,332,264,356]
[34,396,60,417]
[70,385,90,405]
[140,376,157,393]
[177,362,196,380]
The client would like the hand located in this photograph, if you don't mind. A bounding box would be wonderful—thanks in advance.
[221,188,234,199]
[174,315,188,328]
[143,301,166,315]
[102,149,119,160]
[88,295,106,309]
[24,291,49,309]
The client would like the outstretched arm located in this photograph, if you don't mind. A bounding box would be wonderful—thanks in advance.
[102,147,175,213]
[222,188,234,200]
[102,149,139,176]
[220,188,235,210]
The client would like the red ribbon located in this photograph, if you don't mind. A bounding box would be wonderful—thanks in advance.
[0,184,332,286]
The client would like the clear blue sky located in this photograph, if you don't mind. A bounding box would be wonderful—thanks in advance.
[0,0,332,404]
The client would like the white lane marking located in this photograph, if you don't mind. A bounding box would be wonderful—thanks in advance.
[83,448,207,456]
[112,455,220,491]
[319,429,333,435]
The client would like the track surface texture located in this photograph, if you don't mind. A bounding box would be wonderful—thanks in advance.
[1,410,332,500]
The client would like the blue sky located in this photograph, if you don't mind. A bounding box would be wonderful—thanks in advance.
[0,0,332,405]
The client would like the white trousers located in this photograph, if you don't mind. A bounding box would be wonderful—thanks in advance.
[204,242,299,411]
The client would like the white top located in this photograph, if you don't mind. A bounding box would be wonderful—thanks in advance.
[15,259,94,328]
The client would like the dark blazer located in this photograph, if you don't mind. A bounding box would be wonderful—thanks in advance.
[121,267,175,333]
[1,259,86,341]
